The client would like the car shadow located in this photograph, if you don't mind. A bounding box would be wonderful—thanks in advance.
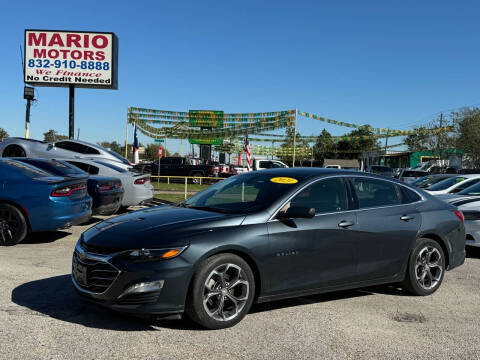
[466,247,480,259]
[11,276,406,331]
[11,274,162,331]
[250,288,375,314]
[21,231,71,244]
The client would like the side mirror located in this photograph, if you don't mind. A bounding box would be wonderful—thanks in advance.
[47,143,54,150]
[278,206,315,219]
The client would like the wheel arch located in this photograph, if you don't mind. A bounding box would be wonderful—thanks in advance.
[189,246,263,302]
[418,232,450,269]
[2,144,26,157]
[0,199,31,232]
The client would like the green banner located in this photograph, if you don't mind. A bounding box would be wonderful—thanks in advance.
[188,138,223,145]
[189,110,224,128]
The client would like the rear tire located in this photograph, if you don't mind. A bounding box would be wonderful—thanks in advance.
[0,203,28,246]
[190,172,203,184]
[2,145,26,158]
[402,238,445,296]
[185,253,255,329]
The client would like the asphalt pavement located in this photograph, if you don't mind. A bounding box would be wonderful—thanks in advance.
[0,215,479,360]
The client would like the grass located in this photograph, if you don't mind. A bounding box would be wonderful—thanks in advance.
[152,182,210,192]
[154,193,190,203]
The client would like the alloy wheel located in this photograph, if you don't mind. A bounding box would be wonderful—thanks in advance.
[203,263,249,321]
[0,208,21,245]
[414,246,443,290]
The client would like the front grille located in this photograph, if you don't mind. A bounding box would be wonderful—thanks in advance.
[73,251,119,293]
[116,291,161,305]
[80,238,120,255]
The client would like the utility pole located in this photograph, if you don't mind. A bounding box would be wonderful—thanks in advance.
[383,130,389,165]
[68,85,75,139]
[439,113,444,161]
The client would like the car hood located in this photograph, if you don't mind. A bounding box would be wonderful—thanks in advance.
[81,205,245,251]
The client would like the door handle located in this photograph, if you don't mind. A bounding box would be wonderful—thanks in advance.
[338,220,354,228]
[400,215,414,222]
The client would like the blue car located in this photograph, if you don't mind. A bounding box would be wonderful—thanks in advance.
[0,159,92,246]
[14,158,124,216]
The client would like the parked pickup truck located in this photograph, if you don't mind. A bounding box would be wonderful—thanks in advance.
[148,157,218,178]
[253,159,288,170]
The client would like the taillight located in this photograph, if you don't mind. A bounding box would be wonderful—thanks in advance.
[51,183,86,197]
[454,210,464,223]
[134,177,149,185]
[98,184,111,192]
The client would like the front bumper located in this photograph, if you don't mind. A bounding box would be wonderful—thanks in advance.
[71,243,192,316]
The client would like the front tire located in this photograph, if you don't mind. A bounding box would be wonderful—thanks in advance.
[185,253,255,329]
[402,238,445,296]
[0,203,28,246]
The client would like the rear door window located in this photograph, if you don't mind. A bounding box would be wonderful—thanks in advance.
[67,161,99,175]
[351,177,400,209]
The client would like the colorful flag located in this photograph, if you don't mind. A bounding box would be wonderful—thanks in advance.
[133,122,139,165]
[244,130,251,171]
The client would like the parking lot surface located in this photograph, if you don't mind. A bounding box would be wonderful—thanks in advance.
[1,216,479,360]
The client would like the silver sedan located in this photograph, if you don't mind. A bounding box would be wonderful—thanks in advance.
[58,158,153,208]
[0,138,132,170]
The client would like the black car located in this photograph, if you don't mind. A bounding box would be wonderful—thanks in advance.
[72,168,465,329]
[15,158,124,215]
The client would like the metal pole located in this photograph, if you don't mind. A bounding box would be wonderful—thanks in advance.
[25,99,31,139]
[292,109,297,168]
[68,85,75,139]
[77,128,80,140]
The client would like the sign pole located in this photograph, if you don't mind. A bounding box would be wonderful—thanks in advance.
[25,99,31,139]
[68,85,75,139]
[292,109,297,168]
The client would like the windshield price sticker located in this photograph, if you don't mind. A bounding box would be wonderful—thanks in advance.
[270,177,298,184]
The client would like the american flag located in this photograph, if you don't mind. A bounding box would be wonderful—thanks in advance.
[244,130,251,171]
[133,122,139,165]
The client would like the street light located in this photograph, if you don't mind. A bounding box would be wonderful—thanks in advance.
[24,86,35,138]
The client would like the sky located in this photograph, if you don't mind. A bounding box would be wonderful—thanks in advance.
[1,0,480,155]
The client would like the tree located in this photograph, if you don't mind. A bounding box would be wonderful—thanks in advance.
[43,129,68,142]
[405,127,429,152]
[313,129,336,162]
[99,141,123,156]
[279,127,311,165]
[404,115,455,159]
[452,107,480,167]
[0,128,8,140]
[335,126,381,159]
[144,143,171,161]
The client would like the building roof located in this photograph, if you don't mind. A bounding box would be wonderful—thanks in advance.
[323,158,360,168]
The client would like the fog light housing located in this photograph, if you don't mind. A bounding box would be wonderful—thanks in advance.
[118,280,164,298]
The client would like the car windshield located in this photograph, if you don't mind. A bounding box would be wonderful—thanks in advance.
[98,145,131,165]
[19,159,86,177]
[412,175,450,188]
[94,160,127,173]
[427,176,467,191]
[458,182,480,196]
[182,172,308,214]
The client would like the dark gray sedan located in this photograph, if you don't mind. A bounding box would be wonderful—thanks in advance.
[73,168,465,329]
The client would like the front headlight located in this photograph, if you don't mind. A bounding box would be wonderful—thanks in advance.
[125,247,187,262]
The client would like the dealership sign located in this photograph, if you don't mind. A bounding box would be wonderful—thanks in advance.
[24,29,118,89]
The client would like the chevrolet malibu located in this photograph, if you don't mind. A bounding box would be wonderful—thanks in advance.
[72,169,466,329]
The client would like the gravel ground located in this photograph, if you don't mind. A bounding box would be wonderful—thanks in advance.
[1,215,479,360]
